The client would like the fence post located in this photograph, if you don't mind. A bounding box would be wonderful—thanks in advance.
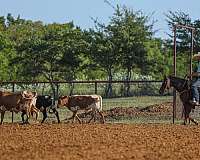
[56,83,59,99]
[11,82,15,123]
[95,82,97,94]
[12,82,15,92]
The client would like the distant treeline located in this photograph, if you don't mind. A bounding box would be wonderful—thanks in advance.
[0,6,200,96]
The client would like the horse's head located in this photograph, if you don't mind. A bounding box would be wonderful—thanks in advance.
[159,76,171,95]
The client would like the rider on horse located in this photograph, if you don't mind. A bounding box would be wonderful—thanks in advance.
[189,52,200,105]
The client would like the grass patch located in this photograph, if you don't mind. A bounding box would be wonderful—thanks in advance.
[103,96,172,110]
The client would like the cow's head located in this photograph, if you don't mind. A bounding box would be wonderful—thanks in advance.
[20,91,38,112]
[21,91,37,99]
[44,95,53,105]
[57,96,69,108]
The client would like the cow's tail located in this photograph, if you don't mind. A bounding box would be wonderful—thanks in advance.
[99,96,103,111]
[98,95,105,123]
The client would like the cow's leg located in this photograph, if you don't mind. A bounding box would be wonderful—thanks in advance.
[93,110,97,122]
[31,107,39,121]
[98,110,105,124]
[21,111,26,123]
[75,114,82,124]
[189,117,198,125]
[25,107,31,124]
[72,112,76,123]
[52,108,60,123]
[35,111,39,120]
[72,111,79,123]
[41,108,47,123]
[30,109,36,120]
[24,114,30,124]
[0,111,5,125]
[88,110,95,123]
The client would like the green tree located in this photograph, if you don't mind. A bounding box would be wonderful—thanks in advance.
[165,11,200,76]
[59,24,88,94]
[108,6,153,96]
[144,38,172,79]
[0,31,16,80]
[88,28,120,97]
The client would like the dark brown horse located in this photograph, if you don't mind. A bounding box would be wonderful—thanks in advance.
[159,75,198,125]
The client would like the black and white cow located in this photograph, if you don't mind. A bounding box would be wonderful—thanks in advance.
[22,95,60,123]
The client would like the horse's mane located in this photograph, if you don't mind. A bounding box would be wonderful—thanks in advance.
[168,75,186,80]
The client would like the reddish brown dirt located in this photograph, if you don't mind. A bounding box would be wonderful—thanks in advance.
[0,123,200,160]
[103,102,173,119]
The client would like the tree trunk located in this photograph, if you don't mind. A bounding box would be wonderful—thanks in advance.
[50,81,56,100]
[69,82,74,96]
[43,72,56,100]
[124,68,131,97]
[105,69,113,98]
[42,83,46,95]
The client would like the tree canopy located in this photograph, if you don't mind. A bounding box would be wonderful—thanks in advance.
[0,7,199,84]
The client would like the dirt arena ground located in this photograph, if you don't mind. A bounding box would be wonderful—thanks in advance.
[1,123,200,160]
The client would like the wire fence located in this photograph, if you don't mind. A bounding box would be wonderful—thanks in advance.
[0,80,163,98]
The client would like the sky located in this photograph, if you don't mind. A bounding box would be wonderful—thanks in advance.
[0,0,199,39]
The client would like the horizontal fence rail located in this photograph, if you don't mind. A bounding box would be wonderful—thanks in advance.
[0,80,162,84]
[0,80,163,96]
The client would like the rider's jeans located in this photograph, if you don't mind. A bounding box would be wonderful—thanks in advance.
[191,78,200,102]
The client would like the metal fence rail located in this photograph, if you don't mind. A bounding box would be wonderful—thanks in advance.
[0,80,163,98]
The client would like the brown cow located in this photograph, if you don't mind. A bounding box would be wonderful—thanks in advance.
[0,90,38,124]
[57,95,105,123]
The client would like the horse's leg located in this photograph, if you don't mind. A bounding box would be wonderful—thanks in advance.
[0,111,5,125]
[183,112,187,125]
[184,103,198,125]
[183,103,192,125]
[185,110,191,125]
